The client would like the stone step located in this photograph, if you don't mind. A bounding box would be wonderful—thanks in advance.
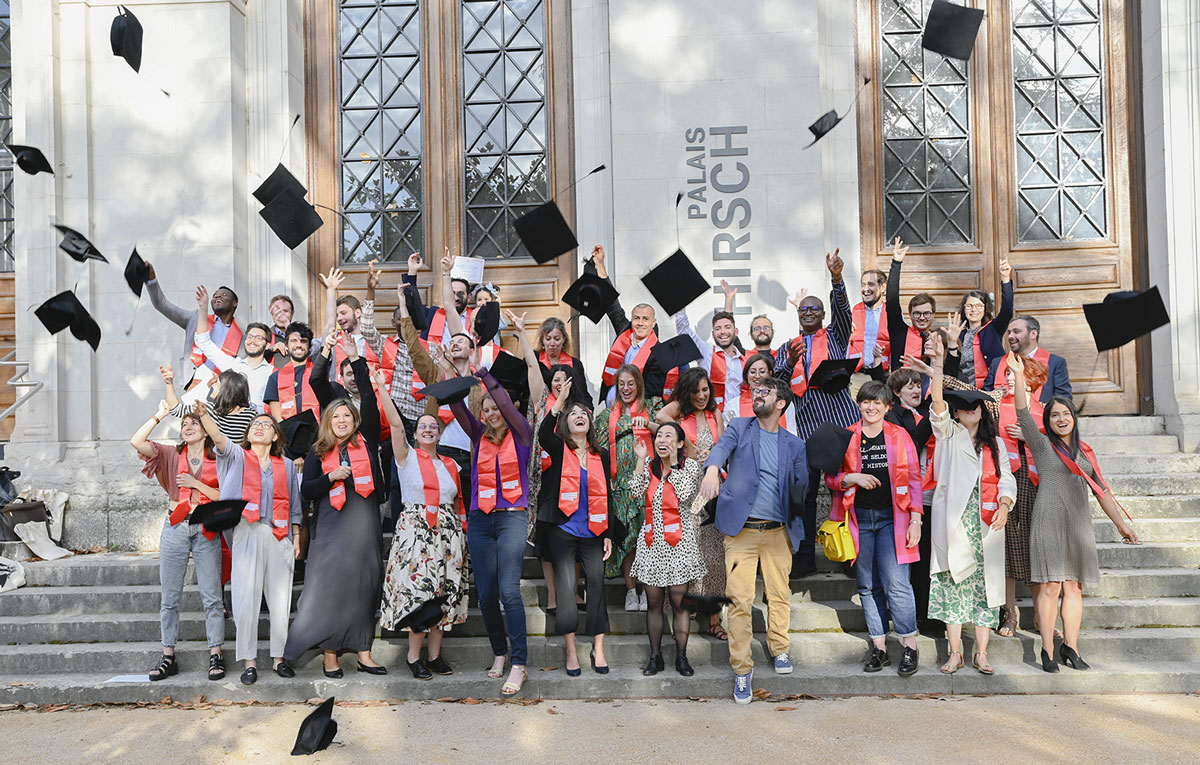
[4,657,1199,705]
[3,627,1197,677]
[1106,473,1200,496]
[1096,453,1200,475]
[1093,517,1200,543]
[1090,495,1200,519]
[1076,416,1164,437]
[1084,434,1181,457]
[1095,541,1200,569]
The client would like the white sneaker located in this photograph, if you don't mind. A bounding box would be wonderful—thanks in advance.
[639,591,648,611]
[624,589,640,611]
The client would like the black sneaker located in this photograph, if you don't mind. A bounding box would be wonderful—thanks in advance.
[898,647,919,677]
[863,646,890,673]
[426,656,454,675]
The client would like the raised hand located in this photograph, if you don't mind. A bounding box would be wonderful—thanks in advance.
[396,283,410,316]
[159,364,175,384]
[322,331,338,356]
[891,237,909,263]
[367,259,382,291]
[407,252,423,275]
[787,288,809,309]
[720,279,737,299]
[192,400,208,419]
[551,378,573,414]
[440,246,454,274]
[632,437,649,461]
[591,244,606,268]
[825,248,844,282]
[195,285,209,310]
[340,331,359,361]
[900,353,934,377]
[155,400,170,420]
[999,256,1012,283]
[319,266,346,293]
[504,309,526,333]
[946,310,964,339]
[1007,351,1025,379]
[146,262,157,282]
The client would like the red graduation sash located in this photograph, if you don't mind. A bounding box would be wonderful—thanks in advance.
[608,398,652,471]
[710,348,730,408]
[645,467,682,547]
[241,451,290,540]
[1052,440,1132,521]
[277,360,320,418]
[538,351,574,370]
[477,430,522,512]
[602,329,656,387]
[379,336,403,397]
[788,329,830,398]
[190,316,243,371]
[680,409,720,452]
[415,448,463,528]
[321,437,376,510]
[979,444,1002,525]
[838,421,913,518]
[994,346,1051,401]
[999,397,1043,486]
[171,449,219,541]
[849,302,890,372]
[560,448,609,536]
[426,307,473,347]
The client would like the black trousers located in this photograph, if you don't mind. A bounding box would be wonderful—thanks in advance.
[546,525,609,637]
[794,466,823,565]
[910,503,936,624]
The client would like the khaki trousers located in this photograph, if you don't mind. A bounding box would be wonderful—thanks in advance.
[724,526,793,675]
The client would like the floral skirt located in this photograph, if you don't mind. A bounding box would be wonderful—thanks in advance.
[379,502,470,632]
[928,488,999,628]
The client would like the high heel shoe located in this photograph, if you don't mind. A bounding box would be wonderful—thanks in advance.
[675,651,694,677]
[590,651,609,675]
[1059,644,1090,670]
[1040,649,1059,673]
[642,653,664,676]
[565,658,582,677]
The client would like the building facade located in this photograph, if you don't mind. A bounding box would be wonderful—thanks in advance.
[4,0,1199,548]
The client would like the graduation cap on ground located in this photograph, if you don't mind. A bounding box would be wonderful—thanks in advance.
[807,422,854,474]
[680,592,732,616]
[110,6,144,73]
[400,282,430,333]
[188,499,248,534]
[921,0,985,62]
[808,357,858,395]
[123,249,150,297]
[421,375,480,405]
[803,77,873,149]
[259,186,324,250]
[641,249,709,317]
[397,595,448,633]
[512,165,606,263]
[54,225,107,263]
[280,410,320,460]
[5,144,54,175]
[1082,286,1170,353]
[291,697,338,756]
[472,301,500,344]
[35,291,102,351]
[253,164,307,206]
[561,272,620,324]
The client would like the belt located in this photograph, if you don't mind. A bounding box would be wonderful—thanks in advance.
[743,520,783,530]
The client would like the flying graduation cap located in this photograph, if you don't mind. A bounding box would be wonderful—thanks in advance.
[110,6,144,73]
[54,225,108,264]
[34,290,102,351]
[420,375,480,405]
[561,272,620,324]
[5,144,54,175]
[291,697,338,756]
[921,0,985,62]
[806,422,854,475]
[512,164,606,263]
[123,249,151,297]
[253,161,324,250]
[280,410,320,460]
[641,249,710,317]
[472,300,500,344]
[803,77,873,149]
[1082,286,1170,353]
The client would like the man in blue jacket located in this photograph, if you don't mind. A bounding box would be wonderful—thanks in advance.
[701,376,809,704]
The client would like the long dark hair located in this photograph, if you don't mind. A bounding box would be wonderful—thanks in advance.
[951,399,1002,475]
[211,370,250,415]
[1042,395,1081,458]
[175,413,216,459]
[649,421,687,479]
[674,367,716,417]
[741,353,774,386]
[556,401,604,456]
[959,289,994,328]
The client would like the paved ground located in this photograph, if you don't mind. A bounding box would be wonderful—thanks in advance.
[3,693,1199,763]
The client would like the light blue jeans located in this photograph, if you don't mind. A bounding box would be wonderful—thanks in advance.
[159,519,224,648]
[853,506,918,640]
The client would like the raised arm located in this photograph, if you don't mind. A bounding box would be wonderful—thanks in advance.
[886,238,910,369]
[479,368,532,446]
[310,334,338,407]
[505,309,545,405]
[193,287,241,371]
[319,267,345,337]
[993,257,1014,336]
[359,260,385,356]
[373,367,410,464]
[588,245,631,336]
[439,248,465,339]
[673,308,713,363]
[144,264,193,330]
[349,355,379,447]
[192,400,230,454]
[826,249,852,348]
[720,279,737,314]
[398,288,443,387]
[130,400,170,459]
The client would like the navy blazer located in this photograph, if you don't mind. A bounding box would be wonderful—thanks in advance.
[703,417,809,552]
[983,350,1072,404]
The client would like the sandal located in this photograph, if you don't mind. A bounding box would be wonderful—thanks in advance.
[208,653,225,681]
[708,616,728,641]
[149,653,178,681]
[973,651,995,675]
[998,607,1017,637]
[501,665,527,696]
[939,650,964,675]
[487,655,507,679]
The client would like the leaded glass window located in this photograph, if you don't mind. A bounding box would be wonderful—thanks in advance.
[880,0,973,246]
[1012,0,1108,241]
[0,1,13,272]
[461,0,548,259]
[338,0,424,264]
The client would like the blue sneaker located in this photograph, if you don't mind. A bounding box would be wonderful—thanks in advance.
[733,670,753,704]
[774,653,794,674]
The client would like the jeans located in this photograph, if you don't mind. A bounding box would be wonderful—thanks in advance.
[853,505,918,640]
[467,508,529,665]
[159,519,224,648]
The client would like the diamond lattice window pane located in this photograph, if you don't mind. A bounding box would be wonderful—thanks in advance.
[0,4,11,271]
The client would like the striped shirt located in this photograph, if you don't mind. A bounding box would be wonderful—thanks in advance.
[168,401,256,443]
[359,300,424,421]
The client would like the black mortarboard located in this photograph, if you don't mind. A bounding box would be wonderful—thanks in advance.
[34,291,102,351]
[280,410,320,460]
[398,596,448,633]
[641,249,710,317]
[110,6,144,74]
[54,225,108,263]
[1082,286,1170,353]
[421,375,480,405]
[123,248,150,297]
[803,78,873,149]
[921,0,985,62]
[187,499,248,534]
[486,350,529,399]
[943,387,994,410]
[513,201,578,264]
[806,422,854,474]
[680,592,732,616]
[253,164,307,206]
[5,144,54,175]
[259,187,324,250]
[473,301,500,344]
[291,697,338,756]
[652,334,703,372]
[399,282,429,333]
[808,357,858,394]
[561,272,619,323]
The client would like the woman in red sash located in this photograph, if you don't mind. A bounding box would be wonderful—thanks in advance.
[1009,353,1139,672]
[534,316,588,395]
[629,422,705,677]
[132,403,225,682]
[953,257,1014,387]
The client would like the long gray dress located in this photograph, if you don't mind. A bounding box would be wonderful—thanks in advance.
[1017,407,1102,588]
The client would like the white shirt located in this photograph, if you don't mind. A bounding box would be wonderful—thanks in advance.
[673,310,744,411]
[396,448,459,506]
[195,331,274,413]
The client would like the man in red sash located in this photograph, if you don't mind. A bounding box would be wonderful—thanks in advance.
[400,250,476,347]
[313,268,381,382]
[849,267,890,380]
[671,279,743,413]
[983,315,1072,404]
[884,238,937,372]
[264,322,319,422]
[144,261,243,387]
[360,256,425,437]
[590,245,661,405]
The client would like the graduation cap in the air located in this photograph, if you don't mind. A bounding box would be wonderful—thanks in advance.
[54,225,108,263]
[808,357,858,395]
[399,282,430,333]
[487,350,530,401]
[472,301,500,344]
[512,165,606,263]
[680,592,732,616]
[803,77,873,149]
[651,334,703,372]
[34,290,102,351]
[123,249,151,297]
[397,595,449,633]
[921,0,985,62]
[259,186,324,250]
[280,410,320,460]
[561,272,620,324]
[253,164,307,206]
[5,144,54,175]
[110,6,144,73]
[291,697,338,756]
[1082,286,1170,353]
[806,422,854,475]
[420,375,480,405]
[187,499,248,534]
[641,249,710,317]
[943,387,994,411]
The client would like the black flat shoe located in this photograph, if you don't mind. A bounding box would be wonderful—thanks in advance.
[863,646,890,673]
[357,662,388,676]
[149,654,178,682]
[897,647,919,677]
[323,666,344,679]
[273,660,295,678]
[426,656,453,675]
[1059,644,1090,670]
[407,659,432,680]
[208,654,225,681]
[565,664,582,677]
[675,652,694,677]
[240,667,257,685]
[590,651,608,675]
[1040,649,1060,673]
[642,653,664,676]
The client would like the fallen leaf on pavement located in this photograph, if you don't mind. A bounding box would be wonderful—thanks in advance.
[461,698,482,705]
[434,697,459,703]
[547,708,559,715]
[540,666,559,672]
[752,689,771,699]
[0,704,19,711]
[775,706,798,712]
[307,698,325,706]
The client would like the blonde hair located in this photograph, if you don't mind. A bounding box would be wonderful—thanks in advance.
[313,399,363,458]
[481,393,509,445]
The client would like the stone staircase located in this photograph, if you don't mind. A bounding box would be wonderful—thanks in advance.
[2,416,1198,703]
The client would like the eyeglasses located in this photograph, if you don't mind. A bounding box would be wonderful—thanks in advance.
[753,387,775,397]
[911,310,934,319]
[416,423,440,431]
[796,306,822,315]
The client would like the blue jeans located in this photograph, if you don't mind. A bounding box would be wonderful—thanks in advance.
[467,508,528,665]
[853,506,918,640]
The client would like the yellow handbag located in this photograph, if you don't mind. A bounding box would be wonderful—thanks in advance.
[817,519,856,563]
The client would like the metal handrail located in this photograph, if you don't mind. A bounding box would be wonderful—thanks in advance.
[0,350,43,423]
